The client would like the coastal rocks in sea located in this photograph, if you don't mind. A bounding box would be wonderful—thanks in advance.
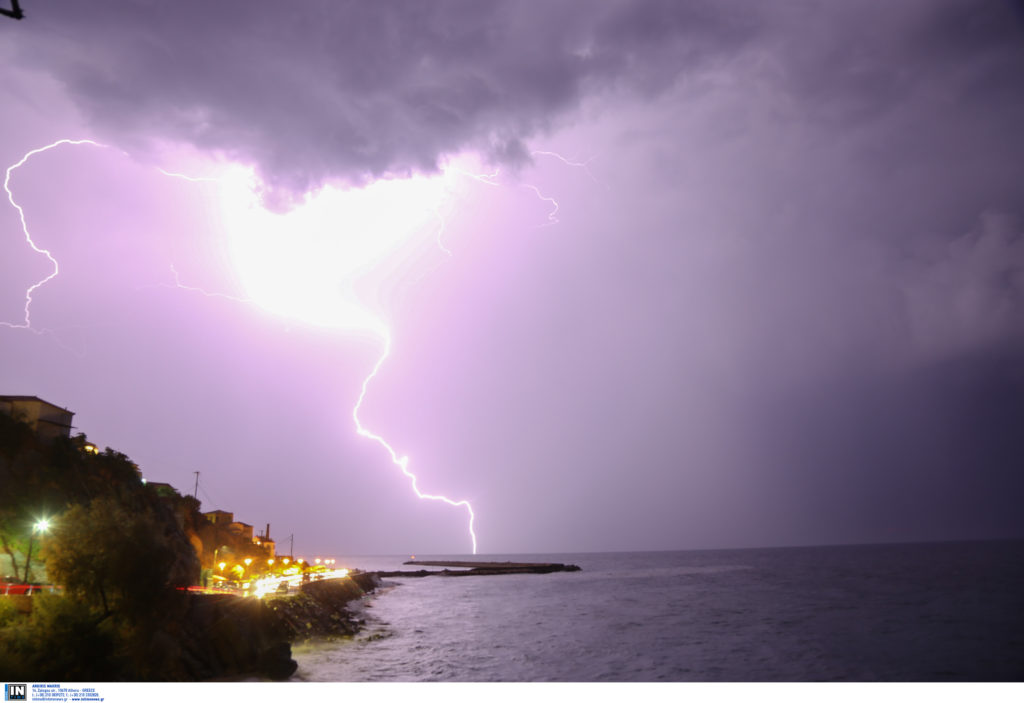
[265,577,374,641]
[259,641,298,681]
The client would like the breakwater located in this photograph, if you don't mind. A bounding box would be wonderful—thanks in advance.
[377,560,582,577]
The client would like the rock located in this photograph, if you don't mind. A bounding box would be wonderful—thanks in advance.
[259,642,297,681]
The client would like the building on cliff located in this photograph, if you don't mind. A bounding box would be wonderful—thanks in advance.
[201,511,277,563]
[228,521,254,540]
[146,481,178,498]
[0,395,74,439]
[254,524,276,559]
[203,510,234,526]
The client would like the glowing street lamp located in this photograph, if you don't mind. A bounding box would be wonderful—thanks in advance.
[244,558,253,566]
[23,517,52,584]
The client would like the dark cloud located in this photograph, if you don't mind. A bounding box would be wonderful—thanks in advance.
[11,0,755,204]
[14,1,1023,208]
[758,1,1024,127]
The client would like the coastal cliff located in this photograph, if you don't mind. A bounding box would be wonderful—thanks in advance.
[171,572,381,681]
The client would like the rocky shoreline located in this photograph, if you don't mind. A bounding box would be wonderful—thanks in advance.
[268,572,380,642]
[173,571,381,681]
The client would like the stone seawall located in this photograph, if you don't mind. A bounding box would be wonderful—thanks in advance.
[268,573,380,642]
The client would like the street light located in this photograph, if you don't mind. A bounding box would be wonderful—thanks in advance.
[23,517,52,585]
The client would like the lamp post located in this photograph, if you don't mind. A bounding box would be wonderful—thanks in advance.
[23,518,51,585]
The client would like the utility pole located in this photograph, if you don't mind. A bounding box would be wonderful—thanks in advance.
[193,471,200,500]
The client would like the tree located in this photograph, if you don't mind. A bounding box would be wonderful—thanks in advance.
[42,497,194,621]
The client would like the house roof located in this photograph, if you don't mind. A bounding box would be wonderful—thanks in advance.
[0,395,73,413]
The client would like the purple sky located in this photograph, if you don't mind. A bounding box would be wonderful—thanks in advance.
[2,1,1023,557]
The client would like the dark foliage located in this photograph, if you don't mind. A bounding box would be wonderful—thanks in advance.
[0,412,202,679]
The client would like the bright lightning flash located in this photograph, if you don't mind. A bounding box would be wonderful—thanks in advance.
[217,165,480,552]
[219,167,443,334]
[3,140,484,553]
[5,141,575,556]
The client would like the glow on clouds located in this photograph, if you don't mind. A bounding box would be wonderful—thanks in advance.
[220,166,449,334]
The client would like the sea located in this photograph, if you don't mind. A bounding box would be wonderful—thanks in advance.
[291,540,1024,682]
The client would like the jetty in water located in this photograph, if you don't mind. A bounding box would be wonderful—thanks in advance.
[373,560,581,578]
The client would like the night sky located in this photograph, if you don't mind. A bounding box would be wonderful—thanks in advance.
[2,1,1023,557]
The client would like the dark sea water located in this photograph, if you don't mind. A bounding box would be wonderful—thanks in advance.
[292,541,1024,682]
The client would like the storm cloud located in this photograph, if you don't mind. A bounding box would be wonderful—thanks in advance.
[11,1,1022,201]
[10,0,760,202]
[2,1,1023,553]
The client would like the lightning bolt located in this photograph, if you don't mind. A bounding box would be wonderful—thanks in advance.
[5,140,589,555]
[521,149,607,227]
[521,183,560,226]
[166,263,252,303]
[1,138,104,330]
[531,149,602,186]
[156,167,221,184]
[448,161,561,228]
[4,138,480,554]
[353,329,478,554]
